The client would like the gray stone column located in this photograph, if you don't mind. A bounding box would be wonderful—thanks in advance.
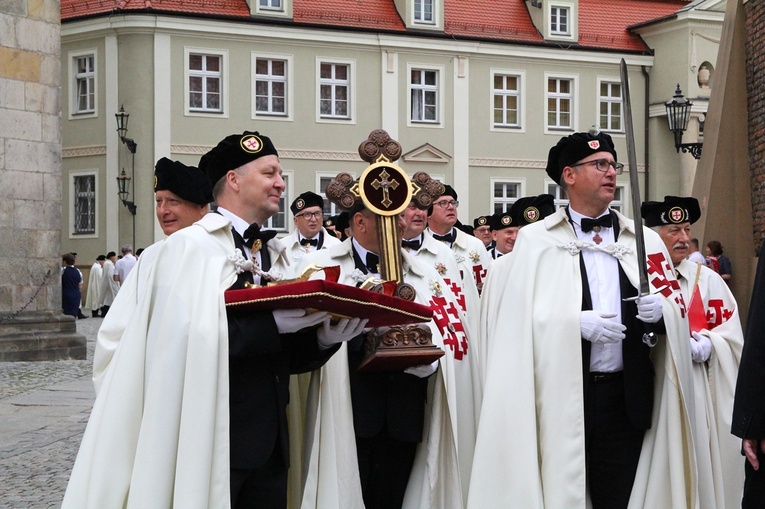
[0,1,86,361]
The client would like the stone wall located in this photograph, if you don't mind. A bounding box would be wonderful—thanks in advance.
[748,0,765,251]
[0,1,85,360]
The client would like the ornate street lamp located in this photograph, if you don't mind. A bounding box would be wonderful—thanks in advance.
[115,105,137,247]
[665,84,702,159]
[115,105,137,153]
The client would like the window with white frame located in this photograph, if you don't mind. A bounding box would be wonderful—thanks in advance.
[188,53,222,113]
[598,80,623,132]
[546,182,624,213]
[493,181,522,214]
[73,173,96,235]
[259,0,282,10]
[318,176,340,216]
[550,6,570,35]
[265,173,289,231]
[493,73,521,128]
[547,77,573,130]
[546,182,570,209]
[255,57,287,116]
[414,0,434,24]
[319,62,350,119]
[610,185,625,214]
[411,68,439,123]
[73,53,95,115]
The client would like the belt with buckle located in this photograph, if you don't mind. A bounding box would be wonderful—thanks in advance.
[589,371,623,384]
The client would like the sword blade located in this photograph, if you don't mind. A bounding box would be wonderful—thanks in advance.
[619,59,650,296]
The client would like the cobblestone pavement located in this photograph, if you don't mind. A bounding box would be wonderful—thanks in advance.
[0,317,100,509]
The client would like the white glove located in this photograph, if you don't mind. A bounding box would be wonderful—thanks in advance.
[636,294,663,323]
[273,308,329,334]
[580,311,626,344]
[317,317,369,348]
[690,331,713,363]
[404,360,439,378]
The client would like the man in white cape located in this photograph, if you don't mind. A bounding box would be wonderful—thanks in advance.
[97,251,119,317]
[281,191,341,277]
[643,195,744,509]
[468,131,698,509]
[64,132,363,509]
[82,255,103,317]
[426,184,491,295]
[298,202,481,509]
[91,157,216,392]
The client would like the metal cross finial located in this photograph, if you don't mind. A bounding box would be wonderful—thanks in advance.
[370,169,400,208]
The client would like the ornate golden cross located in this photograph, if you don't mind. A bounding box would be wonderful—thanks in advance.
[370,169,399,208]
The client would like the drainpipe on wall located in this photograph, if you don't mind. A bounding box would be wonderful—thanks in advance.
[642,65,650,201]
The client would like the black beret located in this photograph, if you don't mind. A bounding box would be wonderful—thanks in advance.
[96,254,106,261]
[428,184,458,216]
[154,157,213,205]
[106,251,116,258]
[323,216,336,228]
[545,131,618,185]
[198,131,279,186]
[456,220,473,236]
[291,191,324,215]
[335,212,350,232]
[511,194,556,227]
[490,212,514,231]
[641,195,701,227]
[473,215,492,229]
[439,184,458,201]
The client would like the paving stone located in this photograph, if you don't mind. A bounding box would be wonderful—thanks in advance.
[0,316,99,507]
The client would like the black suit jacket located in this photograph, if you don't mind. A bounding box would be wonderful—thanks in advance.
[344,247,429,444]
[346,334,429,443]
[732,241,765,439]
[226,231,338,470]
[578,216,656,430]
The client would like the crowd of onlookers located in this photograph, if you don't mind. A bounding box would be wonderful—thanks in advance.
[60,246,140,319]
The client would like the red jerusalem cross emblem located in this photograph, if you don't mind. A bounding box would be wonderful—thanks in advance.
[241,135,262,153]
[588,140,600,149]
[669,207,685,223]
[525,207,539,222]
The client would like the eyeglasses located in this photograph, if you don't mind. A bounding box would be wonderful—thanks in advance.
[295,211,323,220]
[569,158,624,175]
[433,200,459,209]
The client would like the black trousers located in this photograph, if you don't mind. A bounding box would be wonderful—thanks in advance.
[743,447,765,509]
[356,429,418,509]
[585,372,645,509]
[230,447,288,509]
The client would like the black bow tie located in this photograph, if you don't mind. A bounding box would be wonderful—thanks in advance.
[432,230,456,243]
[300,238,318,247]
[242,223,277,249]
[581,214,613,233]
[365,252,380,274]
[402,238,422,251]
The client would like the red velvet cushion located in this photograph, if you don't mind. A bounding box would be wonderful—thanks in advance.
[225,279,432,328]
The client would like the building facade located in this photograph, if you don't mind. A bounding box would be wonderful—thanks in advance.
[60,0,722,261]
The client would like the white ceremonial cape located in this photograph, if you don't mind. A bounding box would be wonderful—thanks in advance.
[468,208,698,509]
[98,258,120,307]
[83,262,102,312]
[92,220,292,395]
[451,228,491,296]
[282,227,341,278]
[676,259,744,509]
[281,227,339,507]
[297,240,481,508]
[92,240,163,393]
[411,232,481,350]
[63,213,239,509]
